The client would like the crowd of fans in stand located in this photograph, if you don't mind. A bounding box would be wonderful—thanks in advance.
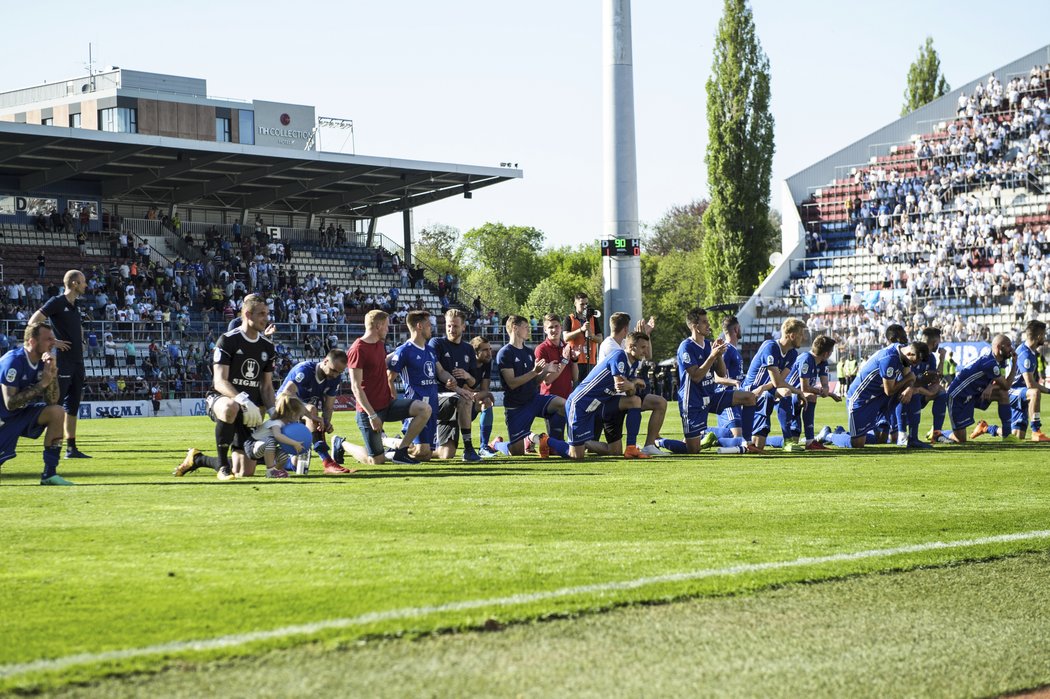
[777,64,1050,349]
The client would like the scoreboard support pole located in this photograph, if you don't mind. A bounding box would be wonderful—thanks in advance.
[602,0,642,333]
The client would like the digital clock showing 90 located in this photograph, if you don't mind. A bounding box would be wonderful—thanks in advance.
[600,238,641,257]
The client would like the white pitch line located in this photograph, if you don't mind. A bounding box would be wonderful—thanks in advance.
[3,529,1048,680]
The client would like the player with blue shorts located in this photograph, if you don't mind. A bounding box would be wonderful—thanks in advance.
[657,308,757,455]
[780,334,840,449]
[1007,320,1050,441]
[497,315,566,456]
[874,324,910,444]
[716,315,746,437]
[543,333,667,460]
[0,323,70,485]
[945,334,1015,443]
[388,310,465,461]
[827,341,927,449]
[277,349,350,474]
[740,317,806,451]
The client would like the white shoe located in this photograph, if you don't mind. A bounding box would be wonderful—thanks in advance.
[717,445,746,454]
[381,433,402,450]
[815,425,832,443]
[640,444,669,457]
[896,434,909,447]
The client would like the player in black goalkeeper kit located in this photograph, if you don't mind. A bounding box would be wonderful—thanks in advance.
[177,294,276,480]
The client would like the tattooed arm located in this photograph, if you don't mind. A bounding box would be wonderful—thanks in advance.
[2,355,58,412]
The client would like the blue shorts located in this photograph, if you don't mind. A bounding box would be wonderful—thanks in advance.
[0,405,48,465]
[718,405,742,430]
[947,392,989,432]
[566,396,622,446]
[679,396,709,439]
[356,398,415,457]
[848,397,885,438]
[504,394,557,445]
[1009,386,1030,429]
[405,393,439,449]
[751,391,777,437]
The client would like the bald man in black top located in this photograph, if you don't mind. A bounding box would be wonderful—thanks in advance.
[30,269,90,459]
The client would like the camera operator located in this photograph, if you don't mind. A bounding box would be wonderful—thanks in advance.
[562,292,603,382]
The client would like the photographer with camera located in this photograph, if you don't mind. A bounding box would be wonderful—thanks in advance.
[562,292,603,382]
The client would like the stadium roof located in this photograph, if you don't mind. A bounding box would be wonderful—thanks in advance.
[0,121,522,218]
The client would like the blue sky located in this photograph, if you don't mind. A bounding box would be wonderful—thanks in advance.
[3,1,1049,249]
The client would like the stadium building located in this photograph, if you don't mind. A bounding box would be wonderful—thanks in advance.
[739,44,1050,370]
[0,68,521,413]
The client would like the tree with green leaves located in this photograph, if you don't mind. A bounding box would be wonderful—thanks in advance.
[413,223,461,280]
[702,0,775,309]
[460,222,546,312]
[644,200,708,257]
[901,37,950,116]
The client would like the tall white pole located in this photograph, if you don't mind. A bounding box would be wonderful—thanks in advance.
[602,0,643,332]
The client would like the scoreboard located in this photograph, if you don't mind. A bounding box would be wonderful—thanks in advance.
[600,237,641,257]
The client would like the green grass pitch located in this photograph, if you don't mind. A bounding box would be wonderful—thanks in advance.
[1,400,1049,695]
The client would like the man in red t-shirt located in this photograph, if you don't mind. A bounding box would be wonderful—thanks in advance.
[535,313,575,439]
[334,309,431,466]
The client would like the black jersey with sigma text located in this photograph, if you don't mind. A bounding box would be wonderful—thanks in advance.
[213,329,275,405]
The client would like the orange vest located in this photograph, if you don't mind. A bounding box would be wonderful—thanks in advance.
[567,314,599,365]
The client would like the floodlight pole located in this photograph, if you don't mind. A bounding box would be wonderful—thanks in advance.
[602,0,643,333]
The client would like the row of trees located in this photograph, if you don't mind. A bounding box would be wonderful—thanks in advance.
[413,3,951,361]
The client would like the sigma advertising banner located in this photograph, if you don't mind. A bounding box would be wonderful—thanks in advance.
[78,400,152,419]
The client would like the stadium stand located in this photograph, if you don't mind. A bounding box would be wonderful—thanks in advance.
[743,61,1050,364]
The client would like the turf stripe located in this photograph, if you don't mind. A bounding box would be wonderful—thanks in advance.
[3,529,1049,679]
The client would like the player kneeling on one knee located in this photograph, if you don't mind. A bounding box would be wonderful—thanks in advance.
[558,332,666,460]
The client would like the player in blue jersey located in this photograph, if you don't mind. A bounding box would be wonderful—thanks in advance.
[277,349,351,474]
[947,334,1015,443]
[889,327,943,449]
[1006,321,1050,441]
[544,332,666,460]
[655,308,758,455]
[829,341,928,449]
[874,324,911,444]
[716,315,747,438]
[780,334,840,450]
[429,309,483,462]
[920,327,952,445]
[740,317,807,451]
[497,315,566,455]
[387,310,466,461]
[0,323,71,485]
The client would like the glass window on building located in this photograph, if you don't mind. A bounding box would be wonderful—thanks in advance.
[238,110,254,145]
[216,116,232,142]
[41,117,53,126]
[98,107,138,133]
[70,113,82,128]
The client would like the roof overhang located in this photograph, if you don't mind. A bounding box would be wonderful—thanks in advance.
[0,121,522,217]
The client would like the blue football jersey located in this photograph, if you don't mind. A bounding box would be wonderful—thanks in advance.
[1012,344,1038,389]
[847,346,905,407]
[677,338,714,408]
[787,351,828,389]
[743,340,798,391]
[387,341,440,401]
[722,342,744,383]
[428,337,477,389]
[278,360,341,402]
[947,352,1002,402]
[0,347,47,420]
[497,343,538,408]
[569,349,637,404]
